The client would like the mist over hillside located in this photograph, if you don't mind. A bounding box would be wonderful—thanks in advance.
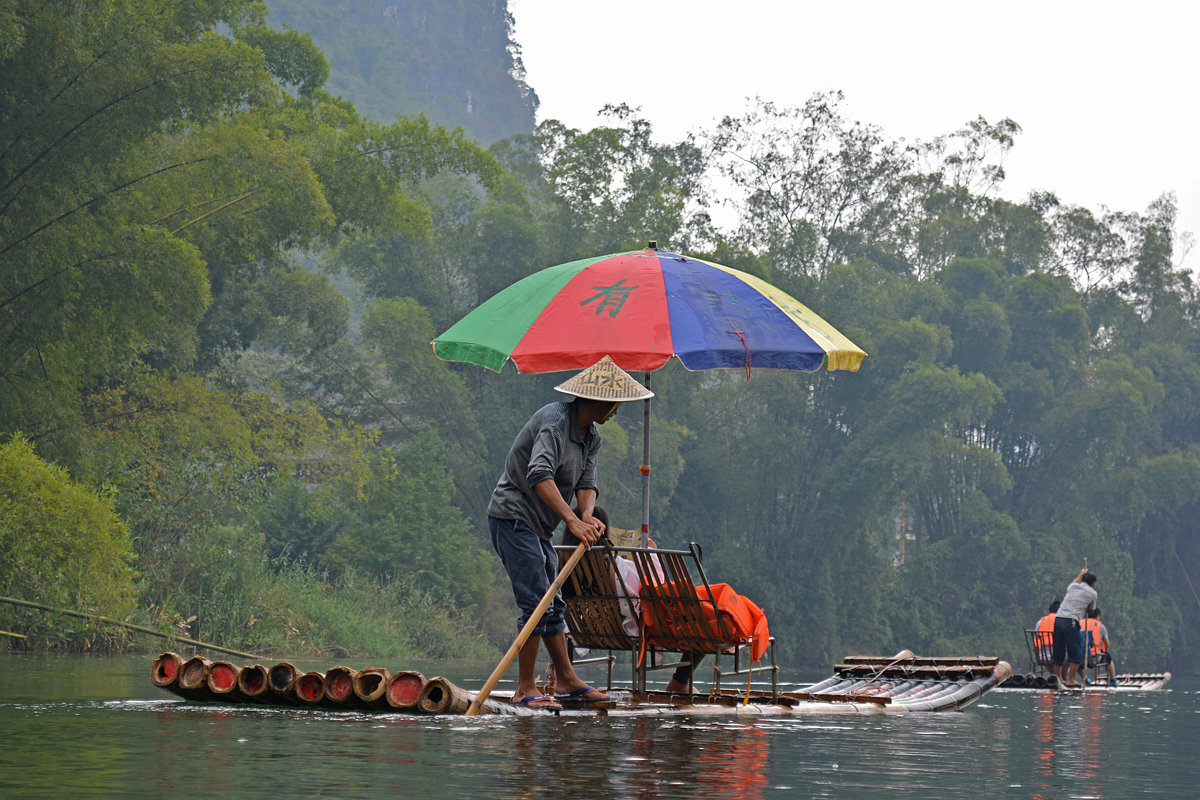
[266,0,538,143]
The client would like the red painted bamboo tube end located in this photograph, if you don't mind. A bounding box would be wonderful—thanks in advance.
[206,660,239,695]
[386,670,426,709]
[323,666,357,704]
[296,671,325,704]
[238,664,269,699]
[151,652,183,687]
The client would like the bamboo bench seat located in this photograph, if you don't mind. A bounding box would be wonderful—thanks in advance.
[555,542,778,699]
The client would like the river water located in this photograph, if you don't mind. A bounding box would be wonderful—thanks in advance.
[0,653,1196,799]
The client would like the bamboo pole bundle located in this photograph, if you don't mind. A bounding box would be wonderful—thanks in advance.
[385,670,425,711]
[237,664,270,702]
[295,671,326,705]
[352,667,391,709]
[416,676,473,715]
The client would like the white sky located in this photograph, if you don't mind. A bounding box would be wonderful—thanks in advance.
[509,0,1198,269]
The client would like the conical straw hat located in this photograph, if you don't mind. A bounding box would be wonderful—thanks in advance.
[555,356,654,402]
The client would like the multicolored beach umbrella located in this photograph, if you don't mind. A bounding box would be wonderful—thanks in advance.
[432,245,865,543]
[432,247,866,376]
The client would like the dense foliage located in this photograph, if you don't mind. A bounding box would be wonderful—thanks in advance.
[2,2,1197,673]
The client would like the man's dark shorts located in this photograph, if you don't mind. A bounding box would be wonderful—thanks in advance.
[489,516,565,637]
[1052,615,1083,666]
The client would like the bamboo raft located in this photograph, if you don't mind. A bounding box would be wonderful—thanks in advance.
[151,650,1011,716]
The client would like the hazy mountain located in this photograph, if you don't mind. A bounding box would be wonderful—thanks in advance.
[266,0,538,143]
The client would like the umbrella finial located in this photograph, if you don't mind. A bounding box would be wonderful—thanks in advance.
[647,241,657,250]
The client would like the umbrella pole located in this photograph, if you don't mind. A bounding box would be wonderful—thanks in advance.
[465,542,588,715]
[641,372,651,548]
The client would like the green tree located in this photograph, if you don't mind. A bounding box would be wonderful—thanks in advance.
[0,436,135,641]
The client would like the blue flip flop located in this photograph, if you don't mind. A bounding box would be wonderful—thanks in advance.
[516,694,562,710]
[553,685,608,701]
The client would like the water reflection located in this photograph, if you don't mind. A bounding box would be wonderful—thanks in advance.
[3,656,1200,799]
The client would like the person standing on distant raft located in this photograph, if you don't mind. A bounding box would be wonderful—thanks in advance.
[1051,568,1098,687]
[487,357,653,710]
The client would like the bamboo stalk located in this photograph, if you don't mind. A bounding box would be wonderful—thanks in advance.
[0,595,261,660]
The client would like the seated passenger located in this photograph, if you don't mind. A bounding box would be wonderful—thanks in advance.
[1033,600,1060,662]
[559,506,706,694]
[1083,608,1118,686]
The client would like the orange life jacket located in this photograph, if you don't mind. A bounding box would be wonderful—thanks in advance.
[1081,618,1105,656]
[1036,613,1056,632]
[645,582,771,663]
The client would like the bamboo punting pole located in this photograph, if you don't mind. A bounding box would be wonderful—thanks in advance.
[386,670,426,711]
[0,595,261,660]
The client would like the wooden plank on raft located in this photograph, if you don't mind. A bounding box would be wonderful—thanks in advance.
[782,691,892,705]
[840,655,999,667]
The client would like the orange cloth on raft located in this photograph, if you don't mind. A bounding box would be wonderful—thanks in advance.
[644,582,771,663]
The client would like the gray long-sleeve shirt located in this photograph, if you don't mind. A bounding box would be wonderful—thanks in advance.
[487,401,601,539]
[1056,581,1098,621]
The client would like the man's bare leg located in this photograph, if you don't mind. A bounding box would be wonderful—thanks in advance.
[513,634,544,702]
[543,631,606,699]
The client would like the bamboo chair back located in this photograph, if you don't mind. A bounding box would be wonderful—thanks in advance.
[1025,629,1055,674]
[558,542,777,698]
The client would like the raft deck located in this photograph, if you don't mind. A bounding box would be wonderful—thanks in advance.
[151,650,1011,716]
